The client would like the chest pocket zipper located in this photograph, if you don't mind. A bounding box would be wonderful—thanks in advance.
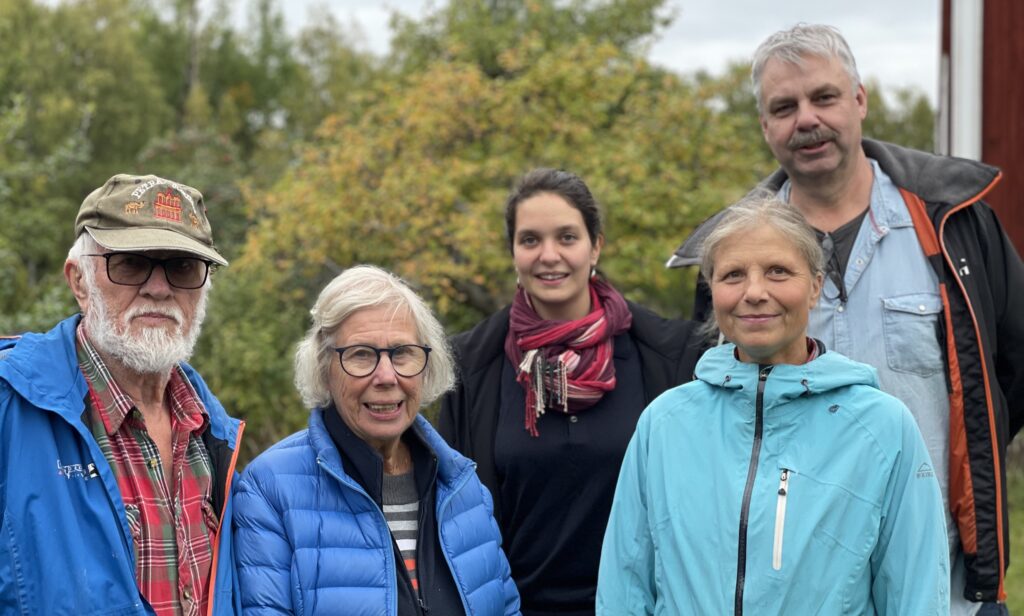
[773,469,790,571]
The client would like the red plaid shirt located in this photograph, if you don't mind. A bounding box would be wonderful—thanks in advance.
[76,326,216,616]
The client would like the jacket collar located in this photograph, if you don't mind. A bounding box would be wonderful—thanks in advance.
[321,404,438,506]
[668,138,1001,268]
[694,343,880,414]
[310,408,475,499]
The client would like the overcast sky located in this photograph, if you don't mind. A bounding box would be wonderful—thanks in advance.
[259,0,941,103]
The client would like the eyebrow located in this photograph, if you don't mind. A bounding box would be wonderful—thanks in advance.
[516,224,582,237]
[766,83,844,109]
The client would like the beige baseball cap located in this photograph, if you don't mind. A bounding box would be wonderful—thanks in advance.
[74,174,228,266]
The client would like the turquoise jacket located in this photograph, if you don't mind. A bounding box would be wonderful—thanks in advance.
[0,315,244,615]
[597,343,949,615]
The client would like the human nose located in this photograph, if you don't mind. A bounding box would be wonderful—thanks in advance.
[742,273,768,303]
[370,352,399,385]
[794,100,820,130]
[539,239,560,263]
[139,263,173,298]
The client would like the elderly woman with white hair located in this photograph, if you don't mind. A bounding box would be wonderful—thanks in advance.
[233,265,521,615]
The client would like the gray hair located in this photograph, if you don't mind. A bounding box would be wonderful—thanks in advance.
[701,191,824,281]
[67,232,102,272]
[751,24,861,113]
[699,192,824,339]
[294,265,455,410]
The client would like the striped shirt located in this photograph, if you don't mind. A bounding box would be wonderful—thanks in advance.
[76,325,216,616]
[382,470,420,590]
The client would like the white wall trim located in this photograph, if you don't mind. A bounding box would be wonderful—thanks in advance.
[950,0,984,160]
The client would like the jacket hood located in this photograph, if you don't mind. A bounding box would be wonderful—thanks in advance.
[695,343,880,408]
[1,315,91,419]
[666,138,1001,268]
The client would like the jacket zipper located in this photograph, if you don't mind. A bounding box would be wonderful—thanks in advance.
[206,420,246,616]
[734,365,771,616]
[772,469,790,571]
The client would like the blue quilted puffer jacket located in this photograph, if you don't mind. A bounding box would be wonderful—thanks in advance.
[233,409,521,615]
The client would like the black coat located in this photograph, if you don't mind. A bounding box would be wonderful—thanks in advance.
[437,301,704,515]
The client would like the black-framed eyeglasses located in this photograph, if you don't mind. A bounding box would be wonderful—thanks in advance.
[85,253,212,290]
[820,234,848,304]
[333,344,432,378]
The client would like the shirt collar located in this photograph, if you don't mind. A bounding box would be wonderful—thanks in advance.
[777,157,912,235]
[76,322,209,436]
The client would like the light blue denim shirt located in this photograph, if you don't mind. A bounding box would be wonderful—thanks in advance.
[782,160,975,614]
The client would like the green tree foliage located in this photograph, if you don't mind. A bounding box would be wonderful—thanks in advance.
[389,0,673,77]
[862,79,935,151]
[0,0,171,332]
[1,0,937,458]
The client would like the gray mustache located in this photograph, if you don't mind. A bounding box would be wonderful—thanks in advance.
[788,128,838,149]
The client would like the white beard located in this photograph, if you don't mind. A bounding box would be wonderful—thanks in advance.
[84,284,208,375]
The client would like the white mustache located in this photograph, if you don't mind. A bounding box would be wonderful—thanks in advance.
[124,305,183,325]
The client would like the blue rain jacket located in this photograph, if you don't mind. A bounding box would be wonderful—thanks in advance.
[0,315,244,615]
[598,343,949,615]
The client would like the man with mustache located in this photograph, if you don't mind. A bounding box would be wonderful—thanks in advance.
[0,174,244,615]
[668,24,1024,616]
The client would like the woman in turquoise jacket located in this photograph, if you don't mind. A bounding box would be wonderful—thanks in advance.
[597,194,948,615]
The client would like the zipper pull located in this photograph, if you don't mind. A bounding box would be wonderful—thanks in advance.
[773,468,791,571]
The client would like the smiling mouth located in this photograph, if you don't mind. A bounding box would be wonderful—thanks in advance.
[365,401,403,415]
[739,314,778,322]
[536,273,568,281]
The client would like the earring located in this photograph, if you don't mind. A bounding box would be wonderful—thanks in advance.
[590,267,596,279]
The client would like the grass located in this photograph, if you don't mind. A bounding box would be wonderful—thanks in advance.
[1007,465,1024,612]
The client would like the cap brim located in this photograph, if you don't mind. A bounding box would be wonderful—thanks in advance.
[86,227,229,266]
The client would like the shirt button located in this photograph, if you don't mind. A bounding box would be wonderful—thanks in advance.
[569,415,579,423]
[855,258,863,266]
[837,305,845,313]
[183,588,192,600]
[918,305,927,312]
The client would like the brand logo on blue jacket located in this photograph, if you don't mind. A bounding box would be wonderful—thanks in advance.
[57,458,99,480]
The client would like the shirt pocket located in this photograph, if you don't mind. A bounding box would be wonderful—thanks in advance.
[881,293,944,377]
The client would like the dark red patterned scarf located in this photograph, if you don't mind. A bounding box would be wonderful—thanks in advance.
[504,278,632,437]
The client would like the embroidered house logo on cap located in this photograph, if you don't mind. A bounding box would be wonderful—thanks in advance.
[154,188,183,222]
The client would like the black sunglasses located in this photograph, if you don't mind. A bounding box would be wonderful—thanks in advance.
[85,253,212,290]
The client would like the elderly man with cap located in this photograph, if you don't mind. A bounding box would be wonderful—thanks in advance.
[0,174,243,615]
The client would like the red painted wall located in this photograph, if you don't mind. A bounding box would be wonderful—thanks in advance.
[981,0,1024,254]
